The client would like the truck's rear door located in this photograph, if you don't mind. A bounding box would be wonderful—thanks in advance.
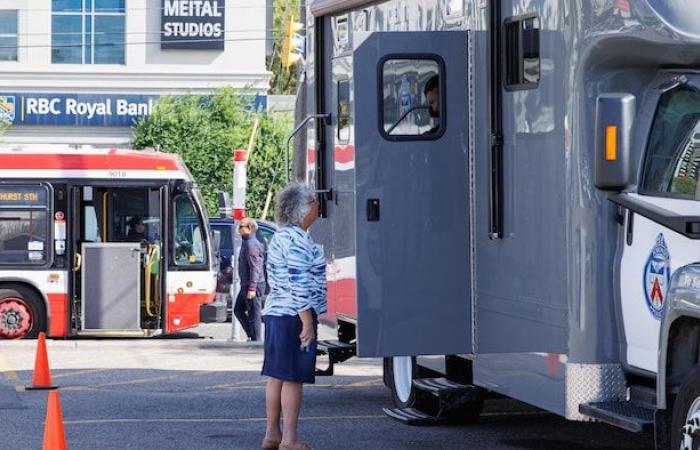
[353,31,472,357]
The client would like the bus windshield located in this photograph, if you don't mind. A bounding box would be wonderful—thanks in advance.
[173,194,207,266]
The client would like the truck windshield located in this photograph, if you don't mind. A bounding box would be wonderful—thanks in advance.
[642,87,700,198]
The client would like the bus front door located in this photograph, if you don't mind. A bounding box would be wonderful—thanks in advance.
[71,186,164,335]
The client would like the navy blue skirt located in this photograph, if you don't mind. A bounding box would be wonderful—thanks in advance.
[261,314,317,384]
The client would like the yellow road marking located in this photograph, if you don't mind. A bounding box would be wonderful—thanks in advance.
[63,415,388,425]
[61,370,211,391]
[52,368,114,379]
[206,379,383,392]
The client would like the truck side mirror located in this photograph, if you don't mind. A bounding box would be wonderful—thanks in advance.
[595,93,636,190]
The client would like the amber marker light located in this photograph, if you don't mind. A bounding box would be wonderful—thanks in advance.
[606,125,618,161]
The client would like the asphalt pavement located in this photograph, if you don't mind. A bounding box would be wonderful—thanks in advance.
[0,324,654,449]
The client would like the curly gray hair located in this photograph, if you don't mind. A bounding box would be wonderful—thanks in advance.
[274,182,316,227]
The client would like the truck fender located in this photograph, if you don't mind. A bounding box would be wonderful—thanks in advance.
[657,264,700,410]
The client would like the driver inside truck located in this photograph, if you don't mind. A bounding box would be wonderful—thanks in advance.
[423,74,440,135]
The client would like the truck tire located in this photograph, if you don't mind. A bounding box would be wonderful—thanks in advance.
[384,356,418,408]
[0,287,46,339]
[671,365,700,449]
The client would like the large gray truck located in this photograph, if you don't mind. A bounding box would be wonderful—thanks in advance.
[296,1,700,447]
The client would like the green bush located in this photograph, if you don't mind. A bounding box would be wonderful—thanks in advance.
[132,88,292,219]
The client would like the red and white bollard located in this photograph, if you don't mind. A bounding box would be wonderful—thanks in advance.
[232,149,248,220]
[231,149,249,342]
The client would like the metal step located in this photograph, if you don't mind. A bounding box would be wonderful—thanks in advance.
[315,340,356,376]
[630,385,657,409]
[579,401,655,433]
[413,377,476,396]
[382,407,436,426]
[410,377,483,424]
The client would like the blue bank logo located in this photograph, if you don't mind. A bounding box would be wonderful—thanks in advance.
[643,233,671,320]
[0,96,16,123]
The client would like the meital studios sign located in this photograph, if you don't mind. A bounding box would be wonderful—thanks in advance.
[161,0,226,50]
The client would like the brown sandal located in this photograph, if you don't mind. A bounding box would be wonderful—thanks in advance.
[261,438,281,449]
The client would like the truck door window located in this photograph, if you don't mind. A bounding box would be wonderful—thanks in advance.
[0,184,50,265]
[337,79,351,144]
[381,57,443,139]
[641,87,700,198]
[504,14,540,90]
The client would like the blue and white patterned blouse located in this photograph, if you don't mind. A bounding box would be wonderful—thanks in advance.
[263,226,327,317]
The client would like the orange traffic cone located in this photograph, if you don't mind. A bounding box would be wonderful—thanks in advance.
[26,332,57,390]
[42,390,67,450]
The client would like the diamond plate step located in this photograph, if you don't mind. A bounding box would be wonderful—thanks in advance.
[630,385,657,409]
[579,401,655,433]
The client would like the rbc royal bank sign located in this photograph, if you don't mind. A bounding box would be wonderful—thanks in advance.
[0,93,157,127]
[161,0,226,50]
[0,93,267,127]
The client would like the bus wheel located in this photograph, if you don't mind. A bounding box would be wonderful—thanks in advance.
[0,288,45,339]
[384,356,418,408]
[671,365,700,449]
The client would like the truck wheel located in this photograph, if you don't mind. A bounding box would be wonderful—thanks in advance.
[0,288,46,339]
[671,365,700,449]
[384,356,417,407]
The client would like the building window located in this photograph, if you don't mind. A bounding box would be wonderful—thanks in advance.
[0,10,18,62]
[504,14,540,90]
[641,87,700,199]
[380,57,444,140]
[52,0,125,64]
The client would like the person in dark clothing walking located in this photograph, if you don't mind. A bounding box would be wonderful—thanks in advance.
[234,218,266,341]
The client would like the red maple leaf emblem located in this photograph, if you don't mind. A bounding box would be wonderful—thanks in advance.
[650,278,664,304]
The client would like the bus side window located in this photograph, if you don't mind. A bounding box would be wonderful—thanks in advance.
[0,184,50,265]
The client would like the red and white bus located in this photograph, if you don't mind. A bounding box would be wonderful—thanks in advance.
[0,146,218,339]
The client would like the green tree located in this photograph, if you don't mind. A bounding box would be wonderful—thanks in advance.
[132,88,292,219]
[269,0,302,94]
[0,118,9,138]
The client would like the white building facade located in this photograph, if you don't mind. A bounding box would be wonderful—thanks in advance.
[0,0,271,147]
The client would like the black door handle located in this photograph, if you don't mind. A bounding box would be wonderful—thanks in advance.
[367,199,380,221]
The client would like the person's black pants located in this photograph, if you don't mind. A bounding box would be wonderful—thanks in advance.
[234,288,263,341]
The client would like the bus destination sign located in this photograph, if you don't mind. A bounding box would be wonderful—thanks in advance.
[0,186,48,206]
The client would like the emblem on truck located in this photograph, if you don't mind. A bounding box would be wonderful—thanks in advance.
[643,233,671,320]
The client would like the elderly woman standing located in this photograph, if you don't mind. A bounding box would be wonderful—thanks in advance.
[261,183,326,450]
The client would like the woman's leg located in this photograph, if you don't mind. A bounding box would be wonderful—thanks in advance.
[280,381,303,445]
[264,377,283,442]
